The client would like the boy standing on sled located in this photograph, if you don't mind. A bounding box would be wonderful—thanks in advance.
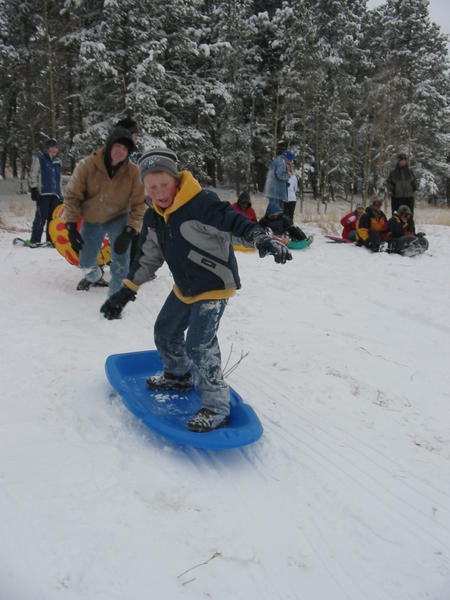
[100,149,292,432]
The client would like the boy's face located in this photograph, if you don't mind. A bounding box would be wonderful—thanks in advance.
[47,146,58,158]
[144,171,179,209]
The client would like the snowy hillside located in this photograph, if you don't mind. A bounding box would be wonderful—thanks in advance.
[1,185,449,600]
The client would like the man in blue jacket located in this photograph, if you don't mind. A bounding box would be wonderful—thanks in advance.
[100,149,292,432]
[263,150,294,211]
[28,138,63,247]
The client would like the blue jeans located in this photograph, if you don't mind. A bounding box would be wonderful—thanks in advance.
[79,214,129,296]
[31,194,60,243]
[267,197,284,211]
[154,291,230,416]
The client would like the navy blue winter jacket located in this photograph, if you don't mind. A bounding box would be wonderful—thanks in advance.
[126,171,264,303]
[29,151,62,198]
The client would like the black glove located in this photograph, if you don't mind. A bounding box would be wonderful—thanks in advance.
[114,225,136,254]
[100,286,136,320]
[255,234,292,264]
[66,222,84,253]
[416,232,426,238]
[31,188,39,202]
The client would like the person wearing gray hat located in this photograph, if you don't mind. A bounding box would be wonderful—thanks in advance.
[138,148,180,180]
[27,138,63,247]
[100,147,292,432]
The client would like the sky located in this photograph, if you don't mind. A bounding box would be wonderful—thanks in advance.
[367,0,450,51]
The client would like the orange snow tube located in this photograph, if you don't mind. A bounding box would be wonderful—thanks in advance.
[49,204,111,267]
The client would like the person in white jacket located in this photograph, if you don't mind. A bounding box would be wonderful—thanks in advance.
[284,173,298,219]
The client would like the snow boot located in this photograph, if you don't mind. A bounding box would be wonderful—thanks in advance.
[186,408,229,433]
[401,236,429,257]
[146,371,193,392]
[76,276,109,291]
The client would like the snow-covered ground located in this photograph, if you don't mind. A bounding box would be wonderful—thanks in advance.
[1,181,449,600]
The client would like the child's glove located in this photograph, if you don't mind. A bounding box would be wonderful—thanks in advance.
[66,222,84,252]
[255,235,292,264]
[100,286,136,320]
[31,188,40,202]
[114,225,136,254]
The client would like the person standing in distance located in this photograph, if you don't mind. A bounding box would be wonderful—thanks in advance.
[386,152,418,216]
[28,138,63,247]
[263,150,294,212]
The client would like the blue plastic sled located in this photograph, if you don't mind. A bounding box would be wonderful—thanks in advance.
[105,350,263,450]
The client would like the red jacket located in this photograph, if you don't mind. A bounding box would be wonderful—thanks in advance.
[340,210,359,240]
[232,202,257,223]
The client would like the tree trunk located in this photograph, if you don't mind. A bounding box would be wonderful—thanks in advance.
[272,82,280,159]
[300,111,306,214]
[44,0,57,138]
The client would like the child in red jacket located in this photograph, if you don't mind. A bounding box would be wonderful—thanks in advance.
[232,191,257,222]
[340,205,364,241]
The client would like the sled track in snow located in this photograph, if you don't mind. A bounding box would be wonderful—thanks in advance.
[233,368,450,560]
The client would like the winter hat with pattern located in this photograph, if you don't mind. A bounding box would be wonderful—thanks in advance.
[138,149,179,181]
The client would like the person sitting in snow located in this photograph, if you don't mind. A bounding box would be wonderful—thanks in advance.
[340,205,364,241]
[258,200,308,242]
[385,204,428,256]
[99,149,292,433]
[355,197,388,252]
[232,191,257,222]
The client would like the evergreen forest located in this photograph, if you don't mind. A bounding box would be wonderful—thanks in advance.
[1,0,449,203]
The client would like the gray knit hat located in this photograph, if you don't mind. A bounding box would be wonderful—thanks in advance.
[138,148,179,181]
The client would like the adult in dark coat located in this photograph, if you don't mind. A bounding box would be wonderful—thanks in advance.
[386,153,418,216]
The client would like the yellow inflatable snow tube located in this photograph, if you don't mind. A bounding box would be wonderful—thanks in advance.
[49,204,111,267]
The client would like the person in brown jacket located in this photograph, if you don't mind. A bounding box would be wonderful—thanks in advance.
[64,127,145,295]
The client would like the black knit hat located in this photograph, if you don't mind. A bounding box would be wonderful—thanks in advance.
[115,117,138,135]
[106,127,135,154]
[44,138,58,149]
